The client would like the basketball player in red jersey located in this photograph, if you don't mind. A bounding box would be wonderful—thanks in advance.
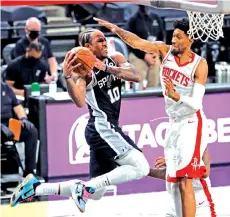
[95,17,215,217]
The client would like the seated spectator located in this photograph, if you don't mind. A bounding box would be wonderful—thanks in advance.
[126,5,164,88]
[5,42,48,96]
[13,17,58,81]
[1,81,38,177]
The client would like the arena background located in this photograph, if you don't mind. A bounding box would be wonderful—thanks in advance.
[1,0,230,216]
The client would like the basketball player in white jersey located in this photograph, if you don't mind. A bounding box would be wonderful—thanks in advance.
[95,17,213,217]
[149,148,216,217]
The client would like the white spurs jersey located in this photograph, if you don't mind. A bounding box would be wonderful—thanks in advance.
[160,46,203,118]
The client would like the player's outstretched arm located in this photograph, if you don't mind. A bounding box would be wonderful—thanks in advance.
[63,51,87,108]
[94,17,169,57]
[95,52,140,82]
[164,58,208,110]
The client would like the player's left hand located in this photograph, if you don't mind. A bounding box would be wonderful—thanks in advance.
[163,76,175,96]
[95,58,106,71]
[93,17,118,32]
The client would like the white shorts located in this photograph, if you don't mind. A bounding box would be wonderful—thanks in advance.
[165,110,208,180]
[165,177,217,217]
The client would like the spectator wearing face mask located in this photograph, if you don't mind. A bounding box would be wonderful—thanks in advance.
[13,17,58,82]
[5,42,48,96]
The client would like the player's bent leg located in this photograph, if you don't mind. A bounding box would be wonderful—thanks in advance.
[115,148,150,179]
[178,177,196,217]
[76,148,149,210]
[85,148,149,189]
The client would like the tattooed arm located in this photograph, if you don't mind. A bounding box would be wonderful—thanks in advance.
[95,52,140,82]
[94,17,169,57]
[65,76,86,108]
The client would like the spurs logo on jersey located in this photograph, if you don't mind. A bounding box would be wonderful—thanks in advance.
[86,57,122,121]
[160,46,202,118]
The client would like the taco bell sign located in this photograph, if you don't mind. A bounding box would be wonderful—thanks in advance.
[46,93,230,178]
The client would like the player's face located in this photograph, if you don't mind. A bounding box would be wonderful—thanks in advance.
[88,31,108,59]
[171,29,190,56]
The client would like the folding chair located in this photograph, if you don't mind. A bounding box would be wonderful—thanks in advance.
[1,119,24,197]
[8,118,24,173]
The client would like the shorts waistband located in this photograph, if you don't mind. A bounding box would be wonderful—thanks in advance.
[169,110,202,123]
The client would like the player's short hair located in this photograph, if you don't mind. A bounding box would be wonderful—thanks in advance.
[173,18,190,35]
[78,29,97,47]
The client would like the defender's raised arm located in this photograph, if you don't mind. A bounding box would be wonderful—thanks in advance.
[94,17,169,57]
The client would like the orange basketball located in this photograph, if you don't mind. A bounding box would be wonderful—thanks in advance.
[71,47,96,76]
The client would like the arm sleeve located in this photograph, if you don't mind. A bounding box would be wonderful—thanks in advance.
[6,85,19,107]
[178,83,205,110]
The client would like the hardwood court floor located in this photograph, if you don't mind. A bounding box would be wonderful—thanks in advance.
[1,187,230,217]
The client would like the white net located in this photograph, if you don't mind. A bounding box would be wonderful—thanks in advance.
[187,11,225,42]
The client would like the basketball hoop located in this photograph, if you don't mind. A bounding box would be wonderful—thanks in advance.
[138,0,229,42]
[186,11,224,42]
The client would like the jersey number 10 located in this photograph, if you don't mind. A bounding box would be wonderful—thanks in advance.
[108,87,120,103]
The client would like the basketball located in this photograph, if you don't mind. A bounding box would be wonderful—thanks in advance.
[71,47,96,76]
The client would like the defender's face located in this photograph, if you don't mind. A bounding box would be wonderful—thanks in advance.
[88,31,108,59]
[171,29,190,56]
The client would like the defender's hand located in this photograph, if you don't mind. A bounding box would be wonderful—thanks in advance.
[93,17,118,32]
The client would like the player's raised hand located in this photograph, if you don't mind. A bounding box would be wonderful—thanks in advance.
[155,157,166,168]
[93,17,118,32]
[63,51,82,76]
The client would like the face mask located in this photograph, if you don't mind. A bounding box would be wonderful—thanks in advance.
[28,30,40,40]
